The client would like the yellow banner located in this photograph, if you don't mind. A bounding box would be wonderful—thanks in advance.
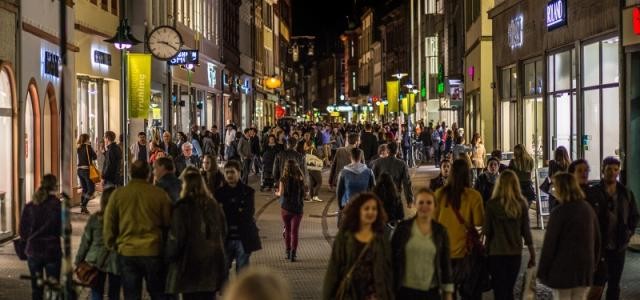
[386,81,399,112]
[127,54,152,119]
[402,93,416,114]
[378,103,385,116]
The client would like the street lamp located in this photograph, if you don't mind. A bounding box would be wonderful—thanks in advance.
[105,1,141,185]
[265,75,282,89]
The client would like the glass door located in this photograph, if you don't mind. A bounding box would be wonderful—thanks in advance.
[524,97,543,168]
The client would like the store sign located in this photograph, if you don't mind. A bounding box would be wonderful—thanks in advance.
[634,7,640,35]
[93,50,112,66]
[207,63,216,87]
[546,0,567,30]
[44,51,60,77]
[127,54,152,119]
[168,50,199,66]
[508,15,524,49]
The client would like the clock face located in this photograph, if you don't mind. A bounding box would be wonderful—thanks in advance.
[147,26,183,60]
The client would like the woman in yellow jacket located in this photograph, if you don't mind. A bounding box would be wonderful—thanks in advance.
[435,159,485,300]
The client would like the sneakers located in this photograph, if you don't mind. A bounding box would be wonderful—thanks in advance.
[312,196,323,202]
[304,198,314,202]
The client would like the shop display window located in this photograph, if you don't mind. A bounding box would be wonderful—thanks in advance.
[0,71,14,238]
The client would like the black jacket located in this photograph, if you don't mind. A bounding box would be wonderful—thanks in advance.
[373,157,413,204]
[77,144,97,167]
[262,144,283,176]
[159,141,180,159]
[273,149,307,184]
[250,135,261,155]
[587,182,639,251]
[202,169,225,196]
[474,173,498,204]
[391,218,453,293]
[429,175,446,192]
[214,183,262,252]
[359,131,379,161]
[156,173,182,204]
[174,155,201,177]
[102,143,122,184]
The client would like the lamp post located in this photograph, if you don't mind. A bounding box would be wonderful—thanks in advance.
[105,0,141,185]
[392,72,409,164]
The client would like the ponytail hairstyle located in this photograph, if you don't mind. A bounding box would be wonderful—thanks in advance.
[32,174,58,205]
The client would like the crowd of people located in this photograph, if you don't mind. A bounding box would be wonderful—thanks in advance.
[14,119,640,300]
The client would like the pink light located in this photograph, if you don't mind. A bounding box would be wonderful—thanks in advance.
[468,66,475,80]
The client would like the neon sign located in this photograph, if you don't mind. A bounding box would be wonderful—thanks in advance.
[168,50,199,66]
[546,0,567,30]
[634,7,640,35]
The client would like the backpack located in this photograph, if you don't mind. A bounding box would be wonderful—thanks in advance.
[431,130,441,145]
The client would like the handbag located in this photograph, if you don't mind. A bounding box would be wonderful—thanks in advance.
[13,238,27,260]
[86,145,101,183]
[539,177,551,194]
[74,261,100,287]
[451,207,491,297]
[336,241,372,300]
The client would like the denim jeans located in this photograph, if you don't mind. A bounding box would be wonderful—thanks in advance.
[92,271,122,300]
[118,255,165,300]
[225,240,251,274]
[27,257,61,300]
[77,168,95,208]
[281,209,303,251]
[308,170,322,197]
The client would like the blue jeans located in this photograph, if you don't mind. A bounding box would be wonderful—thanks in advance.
[92,271,122,300]
[77,168,95,207]
[118,255,165,300]
[225,240,251,274]
[27,257,61,300]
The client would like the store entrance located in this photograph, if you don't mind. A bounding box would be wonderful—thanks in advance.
[0,69,15,239]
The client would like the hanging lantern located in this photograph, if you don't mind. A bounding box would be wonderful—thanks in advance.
[265,76,282,89]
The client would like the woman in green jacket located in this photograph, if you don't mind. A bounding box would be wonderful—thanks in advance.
[323,192,394,300]
[75,187,121,300]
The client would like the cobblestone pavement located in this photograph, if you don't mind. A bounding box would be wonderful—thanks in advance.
[1,165,640,299]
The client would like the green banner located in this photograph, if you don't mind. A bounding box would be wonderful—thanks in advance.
[127,53,152,119]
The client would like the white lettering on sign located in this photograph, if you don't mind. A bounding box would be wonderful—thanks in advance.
[546,0,567,30]
[508,15,523,49]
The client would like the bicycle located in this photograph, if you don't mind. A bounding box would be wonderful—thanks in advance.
[412,140,425,167]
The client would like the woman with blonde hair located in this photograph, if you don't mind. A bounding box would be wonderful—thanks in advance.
[484,170,535,300]
[77,133,97,214]
[470,133,486,175]
[222,267,291,300]
[537,172,600,300]
[508,144,536,205]
[165,172,228,299]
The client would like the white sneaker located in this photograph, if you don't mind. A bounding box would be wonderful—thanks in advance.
[313,196,323,202]
[304,198,313,202]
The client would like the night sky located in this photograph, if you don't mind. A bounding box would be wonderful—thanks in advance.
[292,0,387,56]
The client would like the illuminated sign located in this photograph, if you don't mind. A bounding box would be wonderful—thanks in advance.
[207,63,216,87]
[93,50,112,66]
[634,7,640,35]
[168,50,199,66]
[508,15,524,49]
[44,51,60,77]
[546,0,567,30]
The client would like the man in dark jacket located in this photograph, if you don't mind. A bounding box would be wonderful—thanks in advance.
[174,142,201,176]
[359,123,378,162]
[587,157,640,300]
[273,137,307,185]
[237,129,253,184]
[153,157,181,204]
[160,131,180,159]
[214,160,262,274]
[250,128,262,175]
[102,131,123,188]
[211,125,222,158]
[372,142,413,207]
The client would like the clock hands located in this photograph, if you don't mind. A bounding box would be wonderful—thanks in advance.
[160,41,179,51]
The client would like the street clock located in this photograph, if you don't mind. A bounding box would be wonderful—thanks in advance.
[147,26,183,60]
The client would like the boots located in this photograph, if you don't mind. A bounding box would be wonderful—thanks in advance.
[285,249,291,260]
[290,250,296,262]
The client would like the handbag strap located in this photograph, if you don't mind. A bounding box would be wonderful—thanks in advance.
[84,144,93,165]
[452,205,470,229]
[337,239,372,297]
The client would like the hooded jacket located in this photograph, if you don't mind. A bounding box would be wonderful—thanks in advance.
[337,163,375,208]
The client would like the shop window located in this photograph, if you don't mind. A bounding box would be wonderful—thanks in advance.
[602,38,619,84]
[583,42,600,87]
[100,0,108,11]
[602,87,620,162]
[583,90,601,180]
[0,70,14,238]
[111,0,118,15]
[554,51,571,91]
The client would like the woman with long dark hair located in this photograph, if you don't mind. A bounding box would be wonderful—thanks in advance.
[77,133,97,214]
[323,193,394,300]
[484,170,535,300]
[547,146,571,209]
[75,187,121,300]
[165,172,228,299]
[276,160,306,262]
[201,154,224,195]
[19,174,62,300]
[391,188,454,300]
[372,173,404,223]
[434,159,485,300]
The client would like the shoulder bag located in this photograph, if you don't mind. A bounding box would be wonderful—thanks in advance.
[86,145,101,183]
[451,207,491,297]
[336,240,372,300]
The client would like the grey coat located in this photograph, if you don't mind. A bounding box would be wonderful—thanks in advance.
[537,200,600,289]
[372,156,413,205]
[75,214,119,275]
[329,145,364,186]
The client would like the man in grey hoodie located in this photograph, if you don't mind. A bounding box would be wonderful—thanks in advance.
[336,148,375,226]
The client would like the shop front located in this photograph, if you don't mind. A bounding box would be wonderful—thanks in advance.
[622,3,640,199]
[0,63,18,240]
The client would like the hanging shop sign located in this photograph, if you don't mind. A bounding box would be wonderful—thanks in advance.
[508,14,524,49]
[93,50,112,66]
[128,54,152,119]
[546,0,567,31]
[634,7,640,35]
[44,51,60,77]
[168,50,199,66]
